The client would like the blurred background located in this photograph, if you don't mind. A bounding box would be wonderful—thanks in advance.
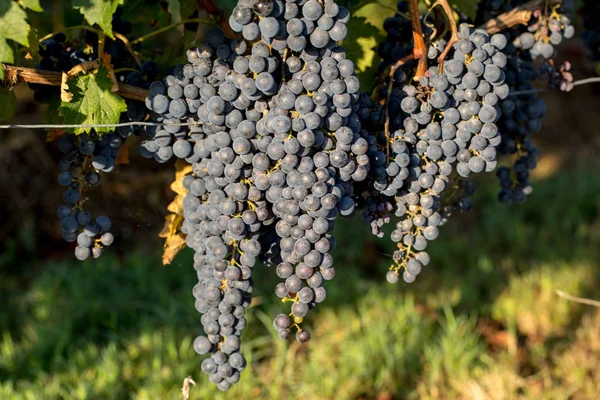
[1,1,600,399]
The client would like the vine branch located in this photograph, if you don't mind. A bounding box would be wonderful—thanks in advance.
[408,0,428,81]
[479,0,563,34]
[434,0,459,73]
[2,65,150,101]
[130,18,215,45]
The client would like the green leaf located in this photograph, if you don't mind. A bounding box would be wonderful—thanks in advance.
[354,2,398,33]
[58,66,127,135]
[26,26,39,59]
[20,0,43,12]
[72,0,124,39]
[450,0,481,21]
[43,96,63,125]
[0,38,14,79]
[0,87,17,122]
[0,1,30,47]
[344,15,383,93]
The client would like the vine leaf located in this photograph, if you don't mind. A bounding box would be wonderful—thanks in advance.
[0,87,17,122]
[0,2,30,46]
[354,1,397,31]
[344,15,383,92]
[72,0,124,38]
[159,161,193,265]
[25,26,39,60]
[19,0,43,12]
[0,38,14,78]
[449,0,481,21]
[0,1,31,78]
[59,65,127,135]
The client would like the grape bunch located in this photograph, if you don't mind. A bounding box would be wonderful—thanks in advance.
[55,132,125,260]
[142,0,367,390]
[514,7,575,60]
[143,31,258,391]
[376,2,412,69]
[228,0,366,339]
[32,7,158,103]
[476,1,576,93]
[494,33,546,204]
[31,32,95,102]
[34,0,594,391]
[363,22,508,284]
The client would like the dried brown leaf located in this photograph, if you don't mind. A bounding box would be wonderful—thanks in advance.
[160,161,193,265]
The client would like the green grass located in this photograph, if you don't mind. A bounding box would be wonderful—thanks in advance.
[1,163,600,399]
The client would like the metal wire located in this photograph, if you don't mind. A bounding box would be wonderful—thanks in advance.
[0,121,199,129]
[0,78,598,129]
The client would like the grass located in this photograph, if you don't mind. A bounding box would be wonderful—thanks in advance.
[1,163,600,399]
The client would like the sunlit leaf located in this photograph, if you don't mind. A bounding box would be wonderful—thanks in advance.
[345,14,384,92]
[59,66,127,135]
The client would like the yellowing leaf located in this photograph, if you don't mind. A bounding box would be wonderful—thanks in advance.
[158,215,187,265]
[160,160,192,265]
[171,160,193,195]
[58,65,127,135]
[72,0,124,39]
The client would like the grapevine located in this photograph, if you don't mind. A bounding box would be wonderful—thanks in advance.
[0,0,598,392]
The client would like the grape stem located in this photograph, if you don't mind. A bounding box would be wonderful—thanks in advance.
[433,0,459,73]
[97,31,105,62]
[38,24,97,43]
[509,77,600,95]
[383,54,415,156]
[478,0,563,34]
[130,18,215,46]
[1,64,150,101]
[408,0,428,81]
